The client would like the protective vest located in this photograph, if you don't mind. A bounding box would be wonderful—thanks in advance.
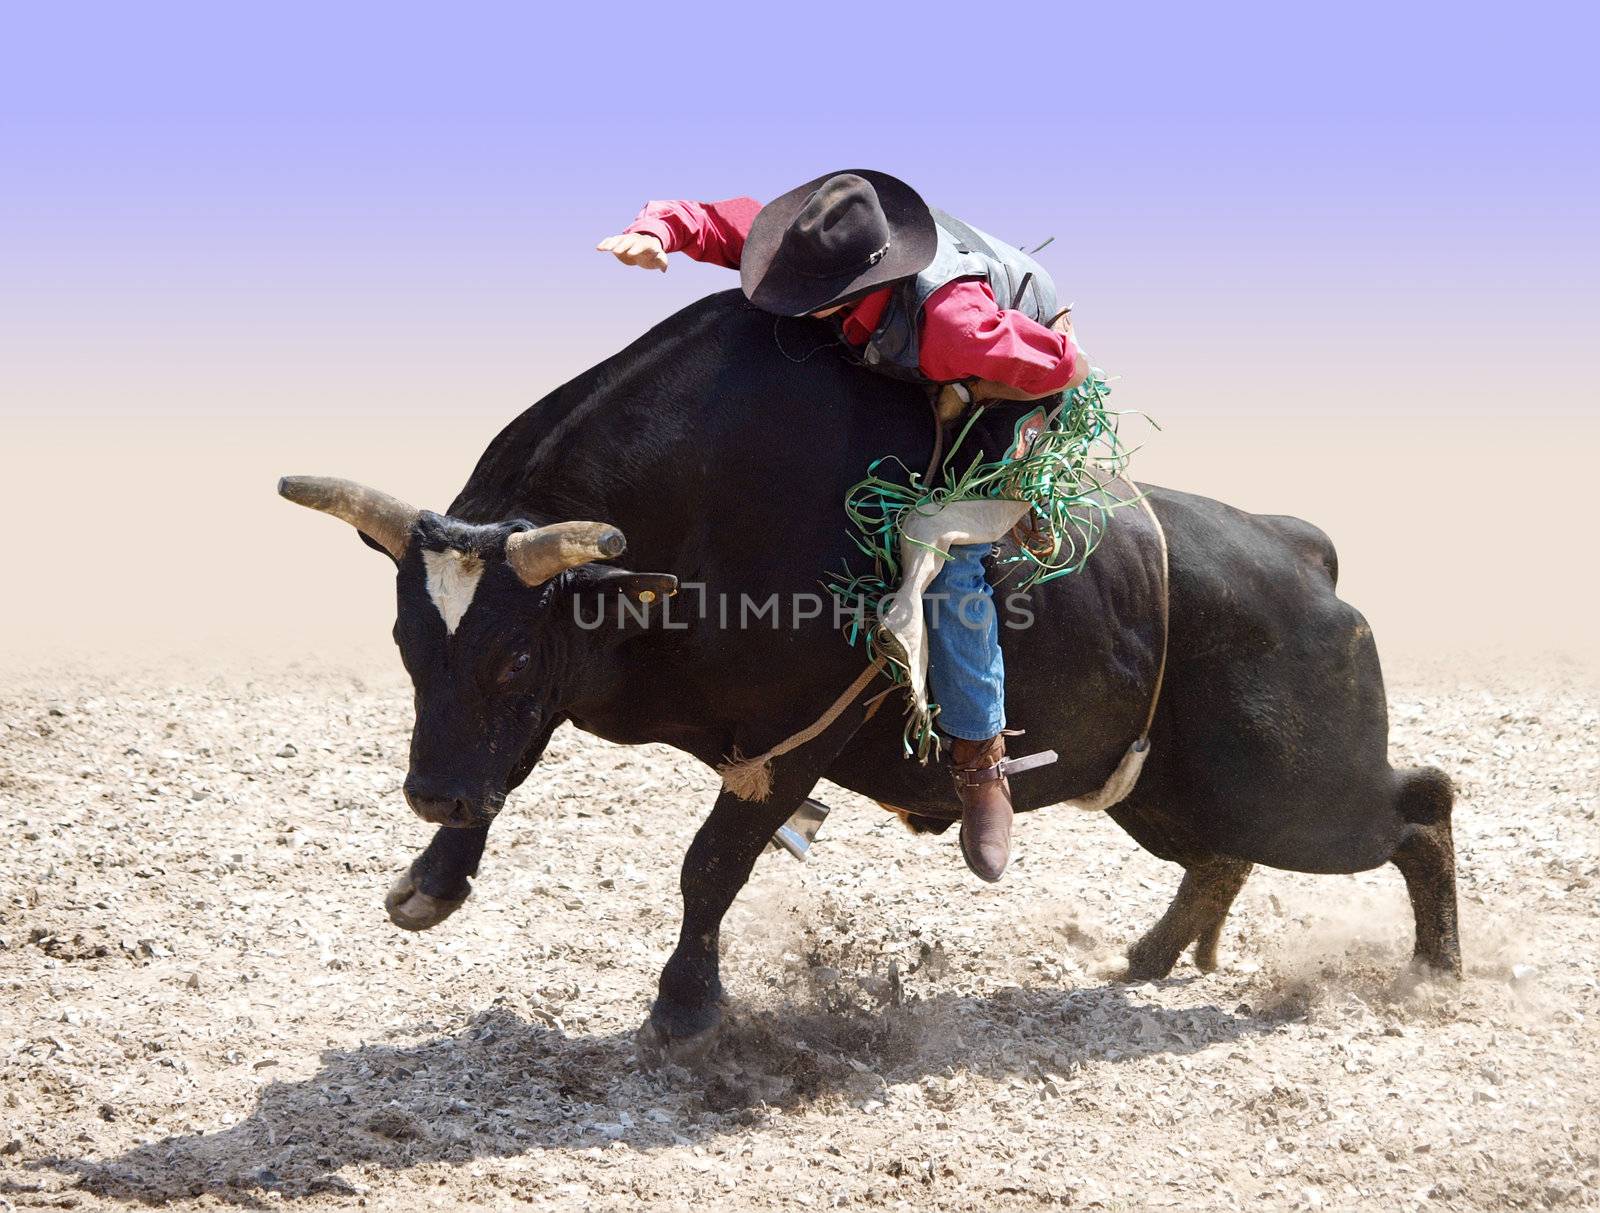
[857,208,1060,384]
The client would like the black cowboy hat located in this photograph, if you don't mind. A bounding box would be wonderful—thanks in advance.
[740,170,937,317]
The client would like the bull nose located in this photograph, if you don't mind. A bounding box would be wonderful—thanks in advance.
[403,776,479,827]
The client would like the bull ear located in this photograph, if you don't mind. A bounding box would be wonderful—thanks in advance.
[579,568,680,603]
[505,522,628,587]
[562,568,681,639]
[278,475,419,561]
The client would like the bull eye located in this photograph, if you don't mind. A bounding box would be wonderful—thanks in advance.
[499,651,531,686]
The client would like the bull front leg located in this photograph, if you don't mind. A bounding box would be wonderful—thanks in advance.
[637,706,866,1068]
[387,718,560,932]
[386,823,489,930]
[636,787,797,1066]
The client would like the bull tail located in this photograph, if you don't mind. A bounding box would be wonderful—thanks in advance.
[1395,766,1455,827]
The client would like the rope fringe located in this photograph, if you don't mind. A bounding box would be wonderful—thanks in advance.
[717,372,1170,807]
[717,658,887,801]
[828,371,1147,755]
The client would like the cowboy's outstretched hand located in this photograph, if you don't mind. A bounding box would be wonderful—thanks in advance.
[596,233,669,272]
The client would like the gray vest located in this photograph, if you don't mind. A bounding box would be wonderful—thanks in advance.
[857,207,1059,384]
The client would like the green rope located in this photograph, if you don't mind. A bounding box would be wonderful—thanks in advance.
[825,371,1150,755]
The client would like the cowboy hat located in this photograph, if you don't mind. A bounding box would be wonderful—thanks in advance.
[740,170,937,317]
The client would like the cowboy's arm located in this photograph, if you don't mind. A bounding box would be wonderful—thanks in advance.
[597,196,763,271]
[919,279,1089,399]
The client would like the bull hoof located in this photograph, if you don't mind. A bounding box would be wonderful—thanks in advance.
[634,1000,723,1071]
[1120,947,1180,983]
[1409,953,1464,983]
[385,873,469,931]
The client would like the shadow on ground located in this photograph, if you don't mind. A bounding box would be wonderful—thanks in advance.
[29,979,1289,1206]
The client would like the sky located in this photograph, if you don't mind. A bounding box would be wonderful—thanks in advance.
[2,2,1597,666]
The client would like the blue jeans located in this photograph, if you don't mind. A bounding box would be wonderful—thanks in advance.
[925,543,1005,741]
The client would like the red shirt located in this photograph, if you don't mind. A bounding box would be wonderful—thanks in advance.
[625,196,1079,394]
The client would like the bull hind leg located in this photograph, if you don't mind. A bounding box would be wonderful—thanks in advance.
[1124,857,1253,981]
[1388,767,1462,977]
[1191,869,1251,972]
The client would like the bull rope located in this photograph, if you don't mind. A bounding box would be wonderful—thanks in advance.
[1133,486,1170,743]
[717,485,1171,805]
[716,656,889,801]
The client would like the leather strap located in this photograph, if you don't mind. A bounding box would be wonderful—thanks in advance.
[922,393,949,485]
[954,762,1007,787]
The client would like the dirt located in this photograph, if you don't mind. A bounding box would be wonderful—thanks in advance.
[0,652,1596,1211]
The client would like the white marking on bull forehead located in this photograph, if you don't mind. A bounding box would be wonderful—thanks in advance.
[422,549,485,635]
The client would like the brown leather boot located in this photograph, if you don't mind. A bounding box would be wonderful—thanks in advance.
[950,734,1013,882]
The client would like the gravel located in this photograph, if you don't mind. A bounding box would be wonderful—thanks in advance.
[0,652,1596,1210]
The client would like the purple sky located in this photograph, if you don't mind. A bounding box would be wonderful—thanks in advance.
[5,3,1595,420]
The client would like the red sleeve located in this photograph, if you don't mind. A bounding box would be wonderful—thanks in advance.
[917,278,1079,394]
[622,196,763,270]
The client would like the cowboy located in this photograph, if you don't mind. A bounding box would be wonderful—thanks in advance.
[598,170,1088,882]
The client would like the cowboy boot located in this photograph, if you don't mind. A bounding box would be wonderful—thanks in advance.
[950,734,1013,882]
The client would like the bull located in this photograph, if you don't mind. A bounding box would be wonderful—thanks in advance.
[279,290,1460,1064]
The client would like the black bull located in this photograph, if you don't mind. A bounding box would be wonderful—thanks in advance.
[280,290,1460,1063]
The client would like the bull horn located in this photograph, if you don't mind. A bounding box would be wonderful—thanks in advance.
[505,522,627,586]
[277,475,420,560]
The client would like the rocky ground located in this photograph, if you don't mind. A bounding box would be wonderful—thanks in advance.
[0,652,1596,1211]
